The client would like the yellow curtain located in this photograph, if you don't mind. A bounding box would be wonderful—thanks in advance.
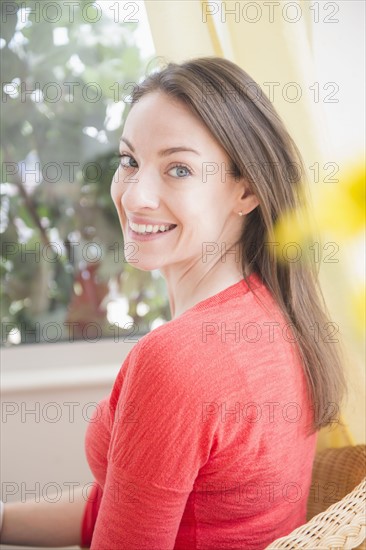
[144,0,363,449]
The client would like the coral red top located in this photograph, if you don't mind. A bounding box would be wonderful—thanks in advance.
[81,272,317,549]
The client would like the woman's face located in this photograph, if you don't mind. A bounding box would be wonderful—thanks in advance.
[111,91,254,272]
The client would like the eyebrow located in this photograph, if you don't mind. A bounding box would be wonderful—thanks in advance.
[119,137,201,157]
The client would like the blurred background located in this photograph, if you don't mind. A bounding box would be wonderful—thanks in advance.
[0,0,365,532]
[1,0,169,346]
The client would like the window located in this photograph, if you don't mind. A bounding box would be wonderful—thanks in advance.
[1,0,171,348]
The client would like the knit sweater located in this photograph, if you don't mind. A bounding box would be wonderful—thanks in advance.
[82,272,317,549]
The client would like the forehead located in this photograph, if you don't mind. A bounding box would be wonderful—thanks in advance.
[123,91,218,149]
[126,91,194,124]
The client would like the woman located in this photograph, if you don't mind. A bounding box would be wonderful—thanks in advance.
[0,57,347,549]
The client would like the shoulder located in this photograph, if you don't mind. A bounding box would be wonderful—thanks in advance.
[137,312,197,355]
[120,275,292,392]
[130,316,203,387]
[134,276,285,366]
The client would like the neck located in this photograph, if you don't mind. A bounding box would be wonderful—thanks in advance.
[160,254,249,320]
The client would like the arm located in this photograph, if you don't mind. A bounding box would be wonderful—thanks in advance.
[0,485,87,547]
[90,338,218,549]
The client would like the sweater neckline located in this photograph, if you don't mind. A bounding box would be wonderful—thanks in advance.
[184,271,263,315]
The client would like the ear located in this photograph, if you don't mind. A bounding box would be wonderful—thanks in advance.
[237,181,260,215]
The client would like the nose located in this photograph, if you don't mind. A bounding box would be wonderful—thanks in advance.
[113,166,160,213]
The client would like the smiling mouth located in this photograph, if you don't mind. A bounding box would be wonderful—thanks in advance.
[128,221,177,235]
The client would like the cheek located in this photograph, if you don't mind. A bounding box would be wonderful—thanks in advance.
[110,169,123,204]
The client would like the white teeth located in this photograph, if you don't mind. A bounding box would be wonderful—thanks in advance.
[129,221,174,234]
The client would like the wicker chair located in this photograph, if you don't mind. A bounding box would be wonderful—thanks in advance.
[265,445,366,549]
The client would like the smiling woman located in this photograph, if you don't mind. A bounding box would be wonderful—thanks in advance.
[0,57,348,550]
[79,57,347,549]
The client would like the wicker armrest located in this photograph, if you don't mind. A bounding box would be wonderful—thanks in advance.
[264,477,366,549]
[308,445,366,520]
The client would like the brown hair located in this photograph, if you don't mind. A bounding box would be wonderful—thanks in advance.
[129,56,348,433]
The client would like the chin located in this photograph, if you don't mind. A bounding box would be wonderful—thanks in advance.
[126,258,162,272]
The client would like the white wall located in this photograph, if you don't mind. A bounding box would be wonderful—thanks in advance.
[0,339,137,549]
[311,0,365,162]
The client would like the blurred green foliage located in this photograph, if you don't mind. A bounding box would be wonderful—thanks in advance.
[0,0,171,346]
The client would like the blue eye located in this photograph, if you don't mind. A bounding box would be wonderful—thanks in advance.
[119,153,138,169]
[168,165,192,178]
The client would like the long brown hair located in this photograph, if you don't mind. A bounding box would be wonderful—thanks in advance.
[129,56,348,433]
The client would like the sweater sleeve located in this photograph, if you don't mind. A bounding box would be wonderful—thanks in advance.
[80,481,103,548]
[90,336,218,549]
